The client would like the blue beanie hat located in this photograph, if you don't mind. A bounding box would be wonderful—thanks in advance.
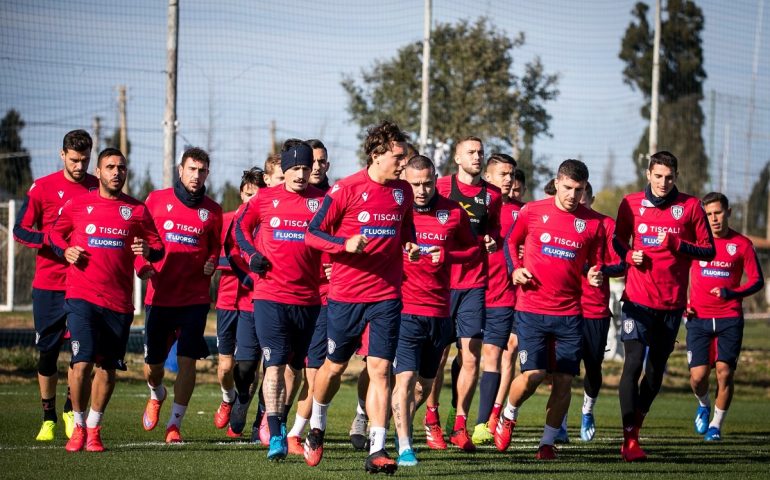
[281,143,313,172]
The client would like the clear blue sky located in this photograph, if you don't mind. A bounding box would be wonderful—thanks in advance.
[1,0,768,201]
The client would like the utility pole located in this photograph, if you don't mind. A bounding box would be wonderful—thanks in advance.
[648,0,662,157]
[270,120,276,154]
[118,85,129,193]
[511,106,521,160]
[92,116,101,164]
[163,0,179,188]
[708,90,716,190]
[746,0,766,237]
[720,123,730,195]
[418,0,432,154]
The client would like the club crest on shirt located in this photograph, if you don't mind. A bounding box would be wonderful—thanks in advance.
[623,319,635,334]
[519,350,528,365]
[198,208,210,222]
[727,243,737,256]
[327,338,336,355]
[119,205,132,220]
[671,205,684,220]
[262,347,271,362]
[306,198,320,213]
[393,189,404,205]
[485,192,491,205]
[436,210,449,225]
[71,341,80,357]
[574,218,586,233]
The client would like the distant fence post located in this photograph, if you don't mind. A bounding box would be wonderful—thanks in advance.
[1,200,15,312]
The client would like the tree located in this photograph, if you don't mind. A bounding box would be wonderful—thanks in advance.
[619,0,708,195]
[745,161,770,238]
[219,181,241,213]
[134,166,156,201]
[593,183,636,219]
[0,109,33,197]
[342,17,559,187]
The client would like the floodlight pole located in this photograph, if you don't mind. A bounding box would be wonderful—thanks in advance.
[163,0,179,188]
[648,0,661,158]
[418,0,432,154]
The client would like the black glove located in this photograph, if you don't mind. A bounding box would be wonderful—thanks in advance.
[248,254,271,275]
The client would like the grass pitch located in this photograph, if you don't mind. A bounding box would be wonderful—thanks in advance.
[1,316,769,478]
[0,380,768,479]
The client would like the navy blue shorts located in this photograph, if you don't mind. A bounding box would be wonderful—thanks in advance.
[326,299,402,363]
[306,305,328,369]
[484,307,514,348]
[235,308,260,362]
[510,311,519,336]
[581,316,611,369]
[516,311,583,375]
[253,300,319,370]
[32,288,68,353]
[450,288,486,340]
[686,316,743,369]
[394,314,452,378]
[144,304,210,364]
[65,299,133,370]
[620,301,682,352]
[216,308,239,356]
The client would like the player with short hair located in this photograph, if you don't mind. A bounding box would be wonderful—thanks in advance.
[392,155,479,466]
[570,181,626,442]
[686,192,763,441]
[264,152,284,187]
[236,142,326,461]
[473,153,524,445]
[511,169,527,202]
[543,178,556,198]
[286,139,334,454]
[212,168,265,432]
[303,121,418,474]
[613,151,715,461]
[48,148,164,452]
[426,136,502,452]
[139,147,223,443]
[13,129,98,441]
[495,159,605,460]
